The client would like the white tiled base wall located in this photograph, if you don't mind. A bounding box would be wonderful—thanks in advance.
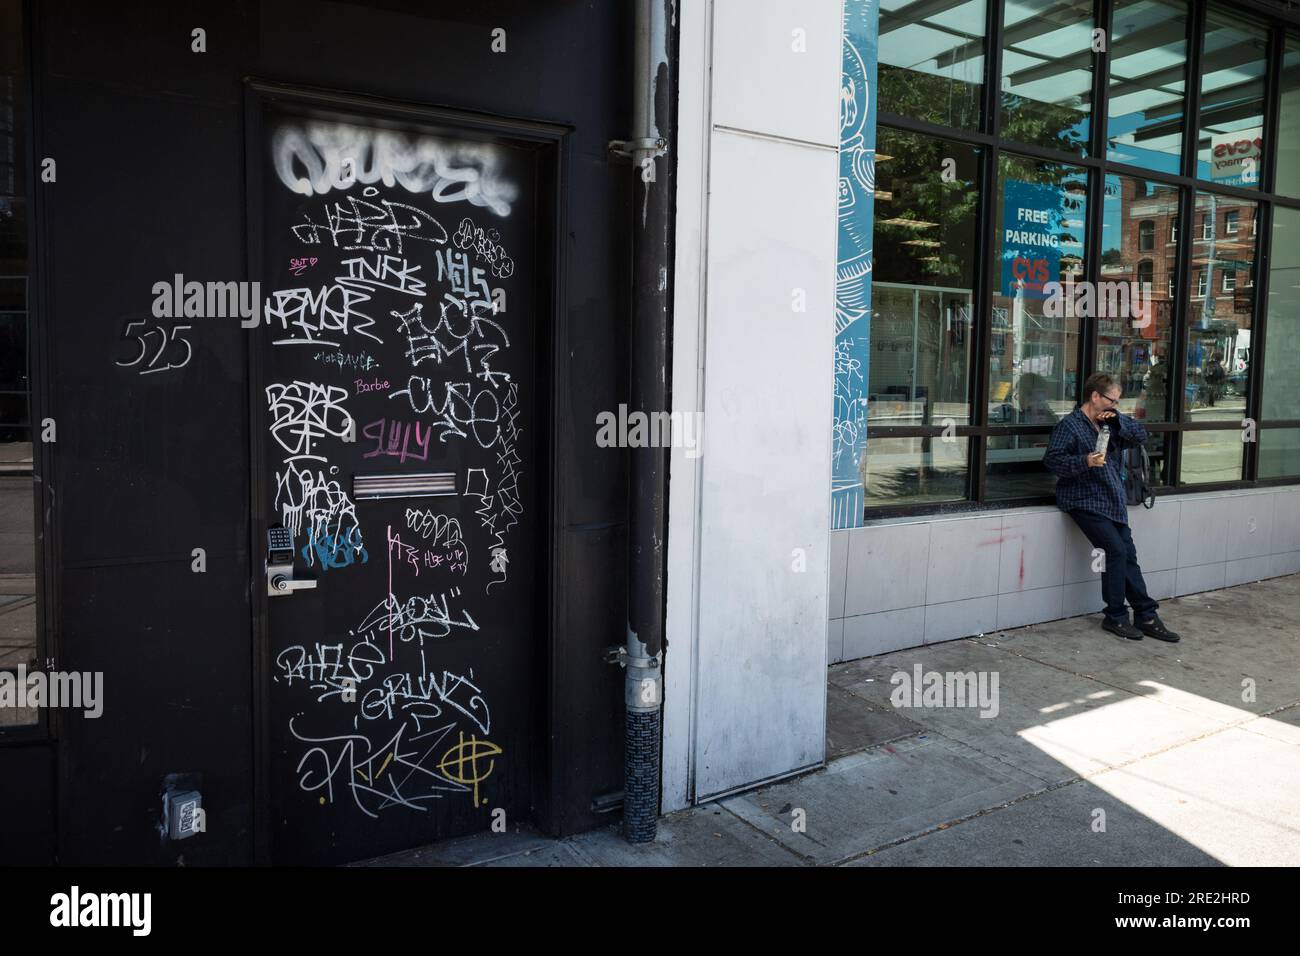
[827,486,1300,664]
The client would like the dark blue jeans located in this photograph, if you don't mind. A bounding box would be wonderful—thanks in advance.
[1069,510,1159,624]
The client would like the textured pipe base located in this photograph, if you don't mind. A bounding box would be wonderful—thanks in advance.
[623,708,661,843]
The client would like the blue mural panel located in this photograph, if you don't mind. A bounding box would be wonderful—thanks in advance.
[832,0,878,530]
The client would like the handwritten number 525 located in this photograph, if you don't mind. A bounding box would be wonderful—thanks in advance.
[115,321,193,374]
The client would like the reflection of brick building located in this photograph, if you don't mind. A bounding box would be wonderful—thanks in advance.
[1117,183,1255,327]
[1098,178,1180,400]
[1116,178,1177,325]
[1098,178,1256,410]
[1186,192,1257,330]
[1186,193,1256,407]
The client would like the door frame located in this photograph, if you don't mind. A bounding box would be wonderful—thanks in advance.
[241,78,569,865]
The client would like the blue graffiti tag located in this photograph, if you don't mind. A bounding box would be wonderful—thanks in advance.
[305,528,370,570]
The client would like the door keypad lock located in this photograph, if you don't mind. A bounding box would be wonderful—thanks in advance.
[266,526,317,597]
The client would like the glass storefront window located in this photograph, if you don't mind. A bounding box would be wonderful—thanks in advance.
[878,0,987,130]
[1261,207,1300,421]
[1183,191,1256,438]
[863,435,968,506]
[1001,0,1095,155]
[0,0,36,727]
[1196,7,1268,190]
[1105,0,1186,173]
[1259,429,1300,479]
[1277,36,1300,198]
[871,284,977,430]
[1180,429,1245,483]
[870,129,980,435]
[1141,431,1169,487]
[858,0,1297,513]
[1098,174,1180,423]
[986,154,1086,499]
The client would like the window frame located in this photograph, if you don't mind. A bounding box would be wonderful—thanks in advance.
[1138,219,1155,251]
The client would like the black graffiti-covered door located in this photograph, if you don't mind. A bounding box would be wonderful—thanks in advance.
[250,89,546,865]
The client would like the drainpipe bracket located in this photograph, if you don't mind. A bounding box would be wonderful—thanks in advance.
[603,645,629,667]
[608,137,668,161]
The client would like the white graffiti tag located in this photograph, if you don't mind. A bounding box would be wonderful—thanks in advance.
[273,122,518,217]
[266,380,354,460]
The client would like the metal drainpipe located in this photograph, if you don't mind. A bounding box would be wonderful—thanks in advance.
[612,0,675,844]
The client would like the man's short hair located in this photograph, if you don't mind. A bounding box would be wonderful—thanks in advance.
[1082,371,1117,403]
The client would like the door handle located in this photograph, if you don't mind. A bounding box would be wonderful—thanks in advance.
[268,568,317,596]
[265,524,317,597]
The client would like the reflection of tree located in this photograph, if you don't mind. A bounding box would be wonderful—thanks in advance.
[875,85,1093,286]
[878,64,981,130]
[864,463,965,505]
[879,64,1092,156]
[999,151,1083,191]
[1001,93,1090,155]
[875,130,978,286]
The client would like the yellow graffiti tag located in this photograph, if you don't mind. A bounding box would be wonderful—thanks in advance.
[437,732,502,807]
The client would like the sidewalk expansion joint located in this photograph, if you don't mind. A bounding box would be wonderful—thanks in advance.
[832,775,1079,867]
[717,803,822,866]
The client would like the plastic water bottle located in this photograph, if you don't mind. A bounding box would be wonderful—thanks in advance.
[1095,424,1111,458]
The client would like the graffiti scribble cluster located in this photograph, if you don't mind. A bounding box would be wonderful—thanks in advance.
[267,120,525,820]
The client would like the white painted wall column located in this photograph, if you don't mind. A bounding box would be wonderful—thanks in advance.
[664,0,843,809]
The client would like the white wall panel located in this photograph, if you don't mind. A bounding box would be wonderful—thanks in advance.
[828,491,1300,664]
[693,128,838,799]
[711,0,842,147]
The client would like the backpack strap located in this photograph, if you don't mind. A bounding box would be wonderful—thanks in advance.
[1139,445,1155,509]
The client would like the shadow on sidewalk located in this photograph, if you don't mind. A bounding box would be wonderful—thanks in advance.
[359,574,1300,867]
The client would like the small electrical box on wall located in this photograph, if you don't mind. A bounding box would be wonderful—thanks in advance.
[163,788,203,841]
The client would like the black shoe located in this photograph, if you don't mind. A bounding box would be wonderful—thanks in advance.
[1102,617,1144,640]
[1136,614,1181,643]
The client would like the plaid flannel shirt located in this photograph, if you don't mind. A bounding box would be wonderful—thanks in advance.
[1042,407,1148,525]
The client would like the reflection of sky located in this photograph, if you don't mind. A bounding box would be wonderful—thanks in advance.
[1002,0,1093,105]
[877,0,1278,183]
[1104,1,1186,169]
[1195,16,1268,179]
[1108,112,1182,175]
[878,0,986,83]
[1102,181,1126,251]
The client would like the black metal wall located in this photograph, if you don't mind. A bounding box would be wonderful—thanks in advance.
[4,0,630,865]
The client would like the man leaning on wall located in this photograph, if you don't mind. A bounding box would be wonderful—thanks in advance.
[1043,371,1182,643]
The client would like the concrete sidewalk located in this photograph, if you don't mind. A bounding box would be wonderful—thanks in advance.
[361,574,1300,867]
